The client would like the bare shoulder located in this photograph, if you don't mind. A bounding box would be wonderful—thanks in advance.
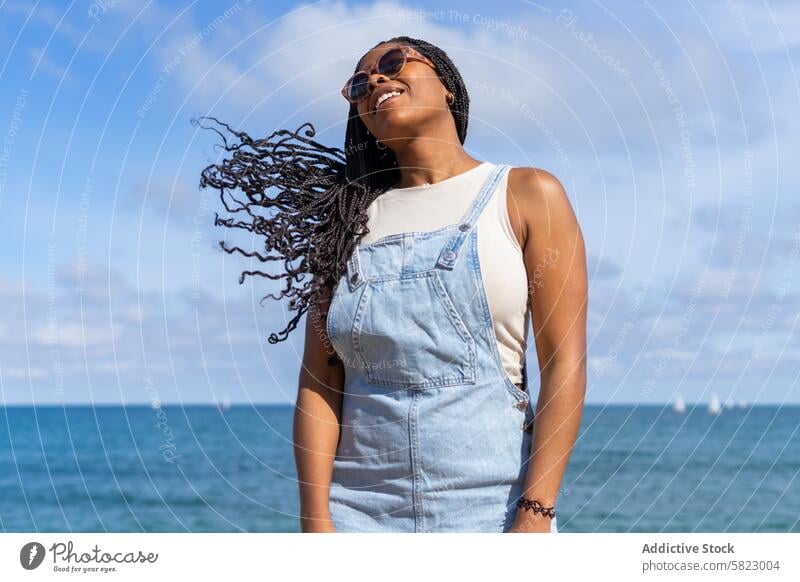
[507,166,576,248]
[509,166,566,197]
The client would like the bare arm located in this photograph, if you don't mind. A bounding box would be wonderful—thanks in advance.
[293,282,345,532]
[507,167,588,532]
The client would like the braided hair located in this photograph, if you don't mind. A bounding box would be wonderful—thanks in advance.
[194,35,470,344]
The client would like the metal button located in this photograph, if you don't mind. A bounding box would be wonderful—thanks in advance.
[350,273,360,284]
[515,399,528,411]
[458,223,470,232]
[442,250,456,262]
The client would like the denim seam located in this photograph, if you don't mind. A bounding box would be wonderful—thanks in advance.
[365,268,440,283]
[361,374,474,390]
[401,233,413,277]
[409,391,423,532]
[350,282,371,373]
[469,228,532,415]
[431,271,477,377]
[326,281,342,352]
[358,223,453,250]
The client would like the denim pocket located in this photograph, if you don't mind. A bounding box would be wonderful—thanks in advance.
[352,270,476,389]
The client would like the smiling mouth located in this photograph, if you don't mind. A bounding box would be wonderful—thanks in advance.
[373,90,405,114]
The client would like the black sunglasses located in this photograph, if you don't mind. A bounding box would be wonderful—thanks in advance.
[342,46,437,104]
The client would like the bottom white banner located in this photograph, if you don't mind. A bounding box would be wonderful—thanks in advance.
[1,533,797,581]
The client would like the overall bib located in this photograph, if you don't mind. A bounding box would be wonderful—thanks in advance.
[326,163,558,533]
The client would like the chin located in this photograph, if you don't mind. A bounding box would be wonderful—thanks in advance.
[374,107,427,133]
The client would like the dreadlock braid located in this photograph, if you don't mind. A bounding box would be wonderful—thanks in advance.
[194,36,470,345]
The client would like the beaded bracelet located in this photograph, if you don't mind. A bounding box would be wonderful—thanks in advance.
[516,497,556,519]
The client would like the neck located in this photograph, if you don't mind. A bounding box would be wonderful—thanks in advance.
[389,137,481,189]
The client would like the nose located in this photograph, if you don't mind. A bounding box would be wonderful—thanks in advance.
[366,71,392,98]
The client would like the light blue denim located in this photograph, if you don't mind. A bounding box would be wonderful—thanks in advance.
[326,163,558,533]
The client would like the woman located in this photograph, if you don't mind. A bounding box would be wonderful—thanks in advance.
[196,36,587,533]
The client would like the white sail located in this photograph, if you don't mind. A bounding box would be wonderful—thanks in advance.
[708,393,721,414]
[218,394,231,411]
[672,393,686,414]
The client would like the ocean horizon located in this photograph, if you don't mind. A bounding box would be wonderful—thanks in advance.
[1,404,797,532]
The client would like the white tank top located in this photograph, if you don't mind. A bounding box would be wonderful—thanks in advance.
[361,161,529,384]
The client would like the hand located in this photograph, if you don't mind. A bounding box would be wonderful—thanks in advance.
[509,510,553,533]
[300,516,337,533]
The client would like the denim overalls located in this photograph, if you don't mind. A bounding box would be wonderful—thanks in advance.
[326,163,558,533]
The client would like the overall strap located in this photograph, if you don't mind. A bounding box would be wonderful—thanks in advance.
[435,163,511,270]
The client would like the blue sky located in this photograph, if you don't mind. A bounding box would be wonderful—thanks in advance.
[0,0,798,404]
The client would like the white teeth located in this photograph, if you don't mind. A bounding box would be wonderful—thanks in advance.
[375,90,401,111]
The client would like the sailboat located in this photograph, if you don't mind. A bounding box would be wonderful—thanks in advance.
[724,398,735,410]
[672,393,686,414]
[217,394,231,412]
[708,393,721,414]
[737,399,748,409]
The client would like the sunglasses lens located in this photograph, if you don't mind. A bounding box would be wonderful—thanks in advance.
[345,47,411,103]
[377,47,406,76]
[346,72,369,102]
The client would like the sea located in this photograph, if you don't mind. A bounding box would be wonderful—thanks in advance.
[1,404,797,532]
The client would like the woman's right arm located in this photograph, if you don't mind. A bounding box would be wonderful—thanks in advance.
[293,284,344,532]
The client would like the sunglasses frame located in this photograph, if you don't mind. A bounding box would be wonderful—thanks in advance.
[341,45,437,105]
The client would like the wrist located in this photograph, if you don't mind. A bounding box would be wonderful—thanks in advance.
[516,496,556,519]
[299,504,332,525]
[521,491,557,507]
[299,494,331,515]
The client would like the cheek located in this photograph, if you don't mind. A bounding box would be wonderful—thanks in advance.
[406,78,447,109]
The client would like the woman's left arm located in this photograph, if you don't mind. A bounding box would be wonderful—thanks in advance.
[507,167,588,533]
